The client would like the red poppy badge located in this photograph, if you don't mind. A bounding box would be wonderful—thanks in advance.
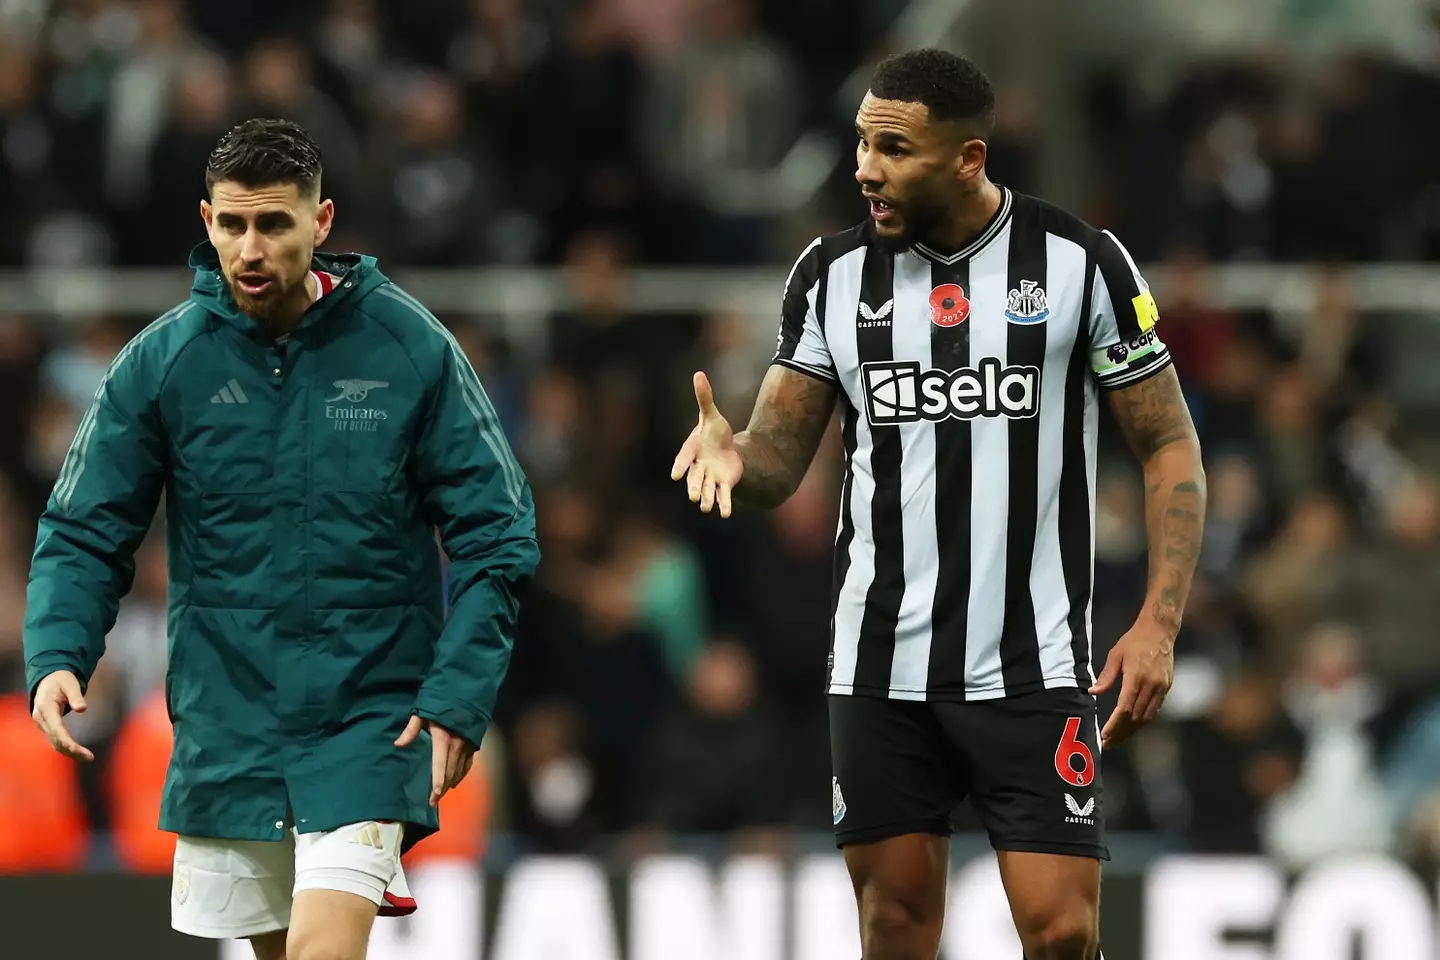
[929,284,969,327]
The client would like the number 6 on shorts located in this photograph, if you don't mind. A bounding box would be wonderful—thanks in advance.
[1053,716,1095,787]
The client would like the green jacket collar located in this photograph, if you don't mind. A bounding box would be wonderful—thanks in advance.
[186,241,388,338]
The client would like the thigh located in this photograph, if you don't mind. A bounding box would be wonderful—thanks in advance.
[287,822,405,960]
[936,687,1109,860]
[843,833,951,944]
[170,834,295,940]
[995,850,1101,946]
[288,889,380,960]
[828,693,965,847]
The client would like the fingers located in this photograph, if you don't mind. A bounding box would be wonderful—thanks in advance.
[1101,670,1173,749]
[717,481,733,519]
[1132,672,1171,724]
[57,673,87,714]
[444,742,467,798]
[1101,710,1139,750]
[34,701,93,761]
[1100,666,1139,750]
[32,676,94,761]
[693,371,717,417]
[700,473,716,513]
[432,734,477,805]
[394,714,423,747]
[670,431,699,481]
[1088,648,1121,695]
[686,461,704,503]
[430,727,448,806]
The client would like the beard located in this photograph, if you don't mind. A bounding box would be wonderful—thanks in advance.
[873,191,951,254]
[228,275,290,320]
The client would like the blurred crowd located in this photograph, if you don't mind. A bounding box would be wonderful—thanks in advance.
[6,0,1440,269]
[3,0,1440,876]
[0,0,893,269]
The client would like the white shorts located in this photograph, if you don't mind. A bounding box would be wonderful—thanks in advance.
[171,821,416,940]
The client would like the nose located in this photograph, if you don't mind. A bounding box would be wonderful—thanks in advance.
[238,226,265,266]
[855,146,882,189]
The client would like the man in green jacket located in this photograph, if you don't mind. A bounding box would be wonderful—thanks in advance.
[24,119,539,960]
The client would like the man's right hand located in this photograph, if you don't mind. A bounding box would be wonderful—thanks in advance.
[32,670,94,761]
[670,371,744,518]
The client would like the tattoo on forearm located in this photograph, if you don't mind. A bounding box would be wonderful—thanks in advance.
[733,369,837,508]
[1151,480,1204,632]
[1109,368,1206,636]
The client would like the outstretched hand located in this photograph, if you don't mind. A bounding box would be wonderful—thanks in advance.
[395,715,476,806]
[670,371,744,518]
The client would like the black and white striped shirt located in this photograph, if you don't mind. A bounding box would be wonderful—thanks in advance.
[773,188,1170,701]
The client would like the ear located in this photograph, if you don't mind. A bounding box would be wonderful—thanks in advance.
[314,198,334,247]
[955,137,988,183]
[199,198,213,233]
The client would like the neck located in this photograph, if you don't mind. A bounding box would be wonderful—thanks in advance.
[258,272,318,338]
[918,177,1003,255]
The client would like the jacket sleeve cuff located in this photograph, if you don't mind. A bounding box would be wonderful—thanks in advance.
[413,698,491,749]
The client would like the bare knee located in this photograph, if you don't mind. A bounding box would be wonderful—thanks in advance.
[1021,913,1099,960]
[844,835,948,960]
[860,882,941,937]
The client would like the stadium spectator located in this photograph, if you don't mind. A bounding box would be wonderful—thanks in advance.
[1173,666,1304,854]
[1261,623,1395,868]
[639,640,788,842]
[643,0,802,263]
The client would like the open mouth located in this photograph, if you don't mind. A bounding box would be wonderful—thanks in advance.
[236,273,273,297]
[867,197,896,222]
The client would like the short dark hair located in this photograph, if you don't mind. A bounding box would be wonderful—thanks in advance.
[869,49,995,136]
[205,118,323,198]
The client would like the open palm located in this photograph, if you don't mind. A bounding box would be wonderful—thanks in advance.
[670,371,743,518]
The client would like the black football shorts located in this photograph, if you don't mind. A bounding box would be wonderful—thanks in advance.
[828,687,1109,860]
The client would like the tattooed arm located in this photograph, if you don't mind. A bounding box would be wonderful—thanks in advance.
[671,366,838,516]
[1090,365,1205,747]
[732,367,839,508]
[1109,365,1206,635]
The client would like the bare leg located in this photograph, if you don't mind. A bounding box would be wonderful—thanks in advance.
[996,850,1101,960]
[285,889,379,960]
[843,833,950,960]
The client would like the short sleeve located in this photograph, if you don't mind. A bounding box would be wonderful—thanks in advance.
[1088,230,1172,390]
[771,237,836,383]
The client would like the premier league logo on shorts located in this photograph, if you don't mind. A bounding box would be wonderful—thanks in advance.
[832,777,847,825]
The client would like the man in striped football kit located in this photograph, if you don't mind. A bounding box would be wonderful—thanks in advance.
[671,50,1204,960]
